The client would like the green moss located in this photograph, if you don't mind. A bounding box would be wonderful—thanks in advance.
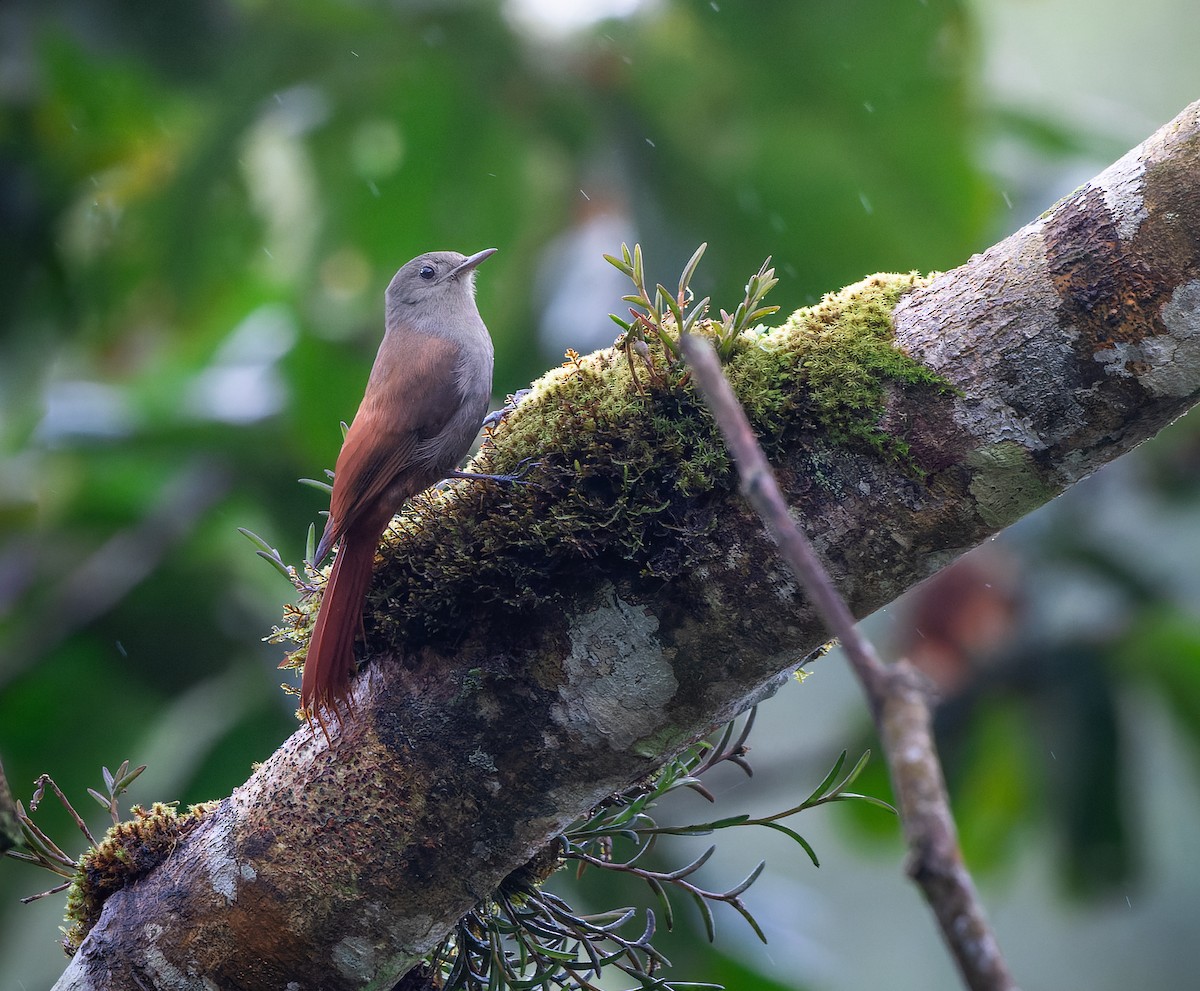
[728,271,949,458]
[63,801,216,955]
[280,271,950,664]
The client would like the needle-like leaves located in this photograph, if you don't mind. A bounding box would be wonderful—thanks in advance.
[428,709,891,991]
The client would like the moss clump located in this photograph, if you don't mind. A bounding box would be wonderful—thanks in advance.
[727,271,948,460]
[63,801,216,955]
[278,270,949,663]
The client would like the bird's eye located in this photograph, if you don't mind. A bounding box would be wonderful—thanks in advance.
[419,265,436,281]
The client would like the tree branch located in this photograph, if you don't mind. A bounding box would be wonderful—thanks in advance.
[680,330,1017,991]
[48,99,1200,990]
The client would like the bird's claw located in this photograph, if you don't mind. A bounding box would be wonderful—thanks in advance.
[482,388,534,428]
[446,457,539,487]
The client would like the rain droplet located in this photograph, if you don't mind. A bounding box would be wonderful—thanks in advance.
[580,189,591,201]
[1002,190,1013,209]
[859,192,873,214]
[645,137,656,148]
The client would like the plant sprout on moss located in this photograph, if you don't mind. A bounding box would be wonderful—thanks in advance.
[604,242,781,370]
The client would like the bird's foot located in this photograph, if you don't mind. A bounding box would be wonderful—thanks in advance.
[446,456,539,487]
[482,388,533,429]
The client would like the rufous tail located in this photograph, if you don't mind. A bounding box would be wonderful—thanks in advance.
[302,527,378,723]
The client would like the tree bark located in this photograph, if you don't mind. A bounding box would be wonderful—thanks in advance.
[54,99,1200,990]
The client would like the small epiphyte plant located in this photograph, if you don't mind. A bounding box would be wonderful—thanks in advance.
[4,761,148,903]
[424,709,893,991]
[5,762,216,955]
[238,523,320,592]
[604,242,780,376]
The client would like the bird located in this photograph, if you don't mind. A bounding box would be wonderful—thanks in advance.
[302,247,497,729]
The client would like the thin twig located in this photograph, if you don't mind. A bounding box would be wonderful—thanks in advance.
[679,331,1019,991]
[33,774,97,847]
[676,336,891,706]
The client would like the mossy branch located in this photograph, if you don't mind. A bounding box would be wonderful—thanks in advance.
[681,330,1018,991]
[47,99,1200,991]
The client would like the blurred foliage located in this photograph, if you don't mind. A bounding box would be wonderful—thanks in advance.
[1,0,1198,988]
[843,414,1200,901]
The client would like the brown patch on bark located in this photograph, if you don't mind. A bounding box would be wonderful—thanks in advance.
[1044,186,1168,357]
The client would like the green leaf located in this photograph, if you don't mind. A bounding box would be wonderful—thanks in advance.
[255,550,292,580]
[112,764,147,793]
[689,889,716,942]
[729,899,768,945]
[826,792,897,814]
[664,845,716,880]
[722,860,765,899]
[683,297,710,334]
[679,242,707,299]
[659,285,682,329]
[745,305,780,323]
[829,750,872,797]
[647,877,674,931]
[604,249,634,278]
[803,750,848,806]
[759,821,820,867]
[236,527,276,555]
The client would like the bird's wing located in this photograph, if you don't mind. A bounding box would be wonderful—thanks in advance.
[320,334,463,556]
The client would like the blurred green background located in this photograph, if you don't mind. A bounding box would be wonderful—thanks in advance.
[2,0,1199,987]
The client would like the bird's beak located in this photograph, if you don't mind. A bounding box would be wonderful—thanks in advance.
[446,247,498,281]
